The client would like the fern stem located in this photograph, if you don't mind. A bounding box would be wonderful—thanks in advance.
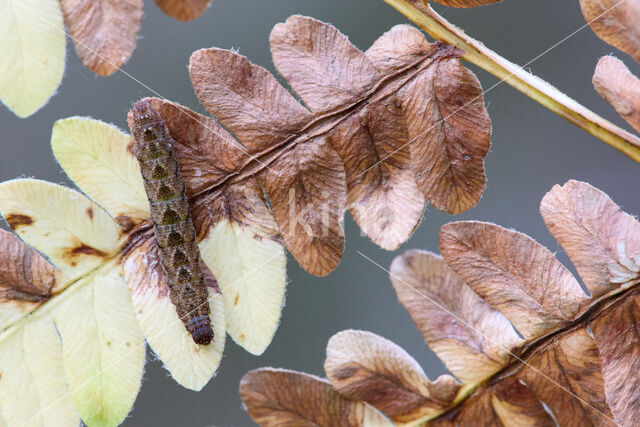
[383,0,640,163]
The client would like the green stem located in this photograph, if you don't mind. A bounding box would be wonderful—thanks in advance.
[383,0,640,163]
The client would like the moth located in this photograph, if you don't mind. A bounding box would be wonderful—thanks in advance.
[130,99,214,345]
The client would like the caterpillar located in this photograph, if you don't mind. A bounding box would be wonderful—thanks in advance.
[130,99,214,346]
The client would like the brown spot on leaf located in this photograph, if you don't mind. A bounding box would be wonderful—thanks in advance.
[115,215,136,232]
[86,207,94,220]
[234,294,239,306]
[334,365,358,380]
[126,139,136,156]
[6,214,33,229]
[69,244,108,257]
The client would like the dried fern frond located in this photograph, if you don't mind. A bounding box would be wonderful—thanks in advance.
[184,16,490,274]
[241,180,640,426]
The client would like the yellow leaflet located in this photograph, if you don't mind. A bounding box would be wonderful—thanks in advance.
[0,0,66,117]
[0,179,122,282]
[200,220,286,355]
[0,316,79,427]
[52,117,150,225]
[54,268,144,427]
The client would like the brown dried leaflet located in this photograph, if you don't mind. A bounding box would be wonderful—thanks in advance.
[0,229,56,327]
[154,0,211,21]
[581,0,640,137]
[58,0,210,76]
[138,16,490,278]
[580,0,640,63]
[59,0,143,76]
[241,180,640,426]
[593,56,640,134]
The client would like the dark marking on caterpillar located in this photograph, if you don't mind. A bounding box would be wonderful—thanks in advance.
[6,214,33,229]
[130,99,214,346]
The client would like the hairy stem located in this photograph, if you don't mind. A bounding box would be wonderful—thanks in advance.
[383,0,640,163]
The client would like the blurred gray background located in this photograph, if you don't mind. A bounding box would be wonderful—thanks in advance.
[2,0,639,425]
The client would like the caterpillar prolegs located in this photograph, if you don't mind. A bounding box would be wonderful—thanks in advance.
[131,99,214,346]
